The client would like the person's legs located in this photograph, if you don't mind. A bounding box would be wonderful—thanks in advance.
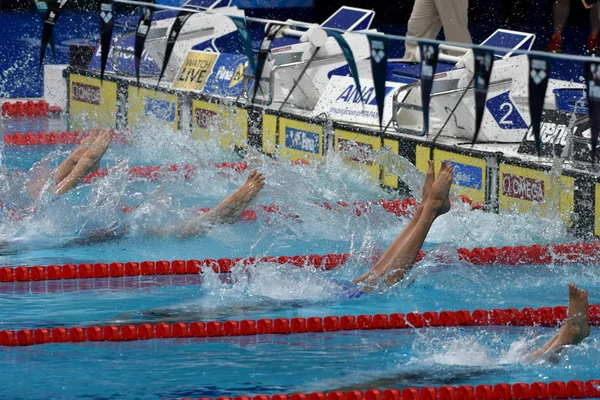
[354,160,435,283]
[434,0,472,55]
[403,0,443,62]
[527,283,590,361]
[173,170,265,238]
[353,161,453,291]
[55,130,112,195]
[53,131,101,184]
[548,0,571,52]
[27,131,103,198]
[588,7,600,53]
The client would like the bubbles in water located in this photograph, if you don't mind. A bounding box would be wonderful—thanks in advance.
[409,328,537,368]
[0,113,580,264]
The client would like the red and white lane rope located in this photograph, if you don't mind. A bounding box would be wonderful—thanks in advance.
[1,304,599,346]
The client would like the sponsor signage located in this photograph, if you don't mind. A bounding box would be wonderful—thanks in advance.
[498,163,574,224]
[194,108,218,129]
[337,138,374,165]
[285,127,320,154]
[335,129,382,182]
[202,54,253,97]
[173,51,219,91]
[72,82,100,105]
[448,161,483,190]
[128,87,178,130]
[279,118,323,160]
[69,74,117,130]
[502,173,545,202]
[312,76,404,127]
[525,120,570,146]
[415,147,486,204]
[191,99,248,149]
[144,97,176,122]
[518,110,592,162]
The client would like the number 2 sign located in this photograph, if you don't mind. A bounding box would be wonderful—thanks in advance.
[486,91,528,130]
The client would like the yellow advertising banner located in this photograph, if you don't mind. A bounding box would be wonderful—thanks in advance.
[262,114,278,155]
[416,146,487,204]
[69,74,117,130]
[128,87,179,131]
[173,51,219,91]
[334,129,381,182]
[499,163,574,225]
[382,138,399,189]
[278,118,323,161]
[191,100,248,149]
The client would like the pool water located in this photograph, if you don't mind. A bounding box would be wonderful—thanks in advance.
[0,121,597,400]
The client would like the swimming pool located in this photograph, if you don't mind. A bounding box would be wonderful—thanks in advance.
[0,122,598,399]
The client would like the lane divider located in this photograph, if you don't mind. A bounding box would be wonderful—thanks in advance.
[1,238,599,285]
[176,381,600,400]
[118,198,420,221]
[457,241,600,265]
[0,253,353,283]
[2,236,599,286]
[82,162,249,183]
[1,304,599,347]
[4,130,128,145]
[1,100,49,117]
[0,274,204,295]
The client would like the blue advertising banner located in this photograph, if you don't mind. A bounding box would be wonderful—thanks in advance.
[202,53,254,97]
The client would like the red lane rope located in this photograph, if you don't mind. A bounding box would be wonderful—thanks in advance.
[456,241,600,265]
[4,130,127,145]
[1,100,49,118]
[82,162,249,183]
[2,304,599,347]
[1,239,599,284]
[178,381,600,400]
[118,197,420,221]
[0,253,351,283]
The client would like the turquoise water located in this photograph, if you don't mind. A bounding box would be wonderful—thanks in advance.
[0,122,598,399]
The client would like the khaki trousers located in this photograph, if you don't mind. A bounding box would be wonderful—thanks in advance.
[403,0,472,62]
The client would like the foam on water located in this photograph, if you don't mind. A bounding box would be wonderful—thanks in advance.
[0,121,584,283]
